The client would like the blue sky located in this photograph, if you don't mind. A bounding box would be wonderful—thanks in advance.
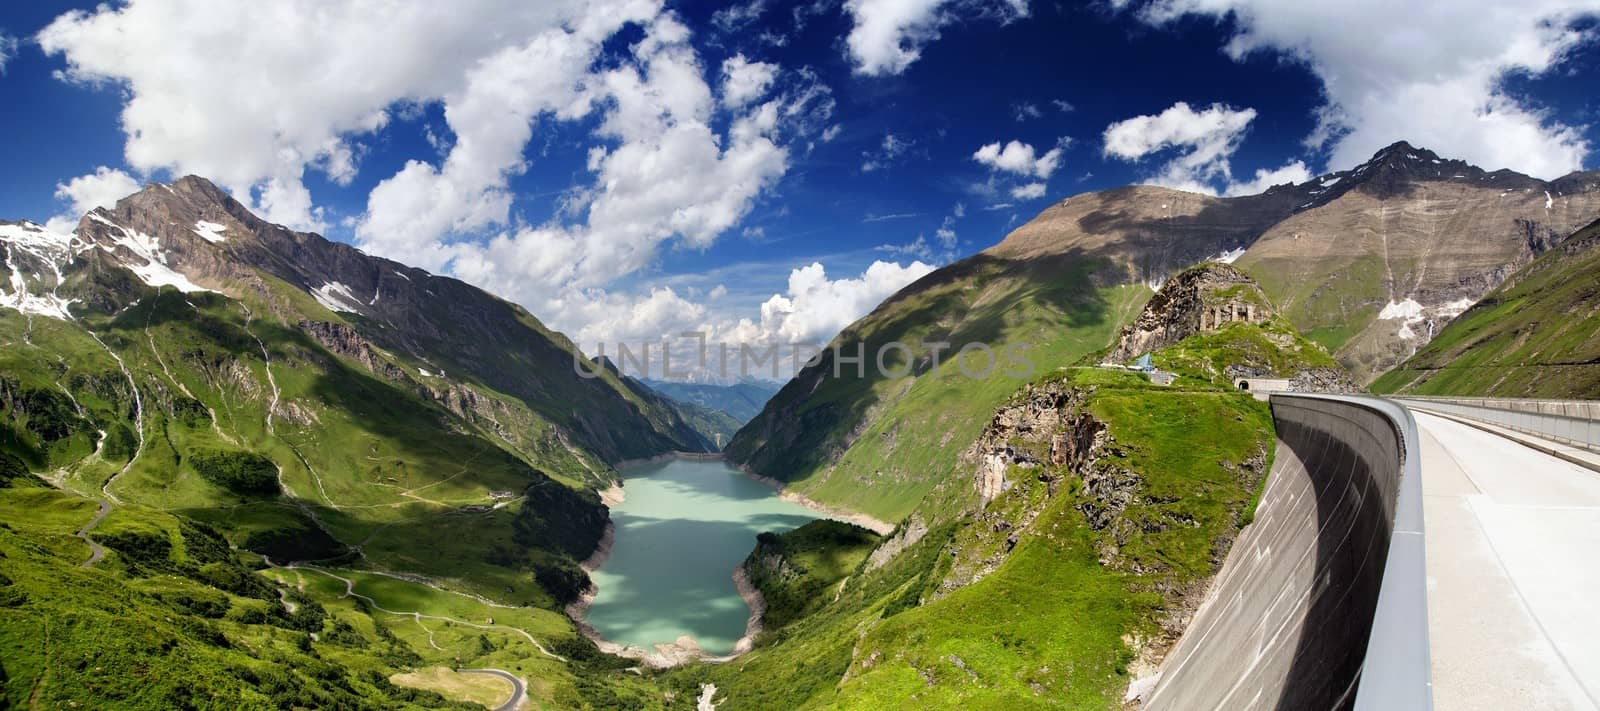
[2,0,1598,368]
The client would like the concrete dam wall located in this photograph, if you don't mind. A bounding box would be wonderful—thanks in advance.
[1144,395,1431,711]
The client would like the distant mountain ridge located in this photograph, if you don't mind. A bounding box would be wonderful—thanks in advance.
[989,140,1600,380]
[728,141,1600,523]
[639,378,782,424]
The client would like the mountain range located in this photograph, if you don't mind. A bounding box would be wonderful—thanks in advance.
[726,141,1600,522]
[2,141,1597,709]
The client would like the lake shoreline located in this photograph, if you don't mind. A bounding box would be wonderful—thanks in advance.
[565,452,890,668]
[732,466,896,536]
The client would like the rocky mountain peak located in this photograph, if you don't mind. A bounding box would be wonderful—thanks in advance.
[1108,262,1275,362]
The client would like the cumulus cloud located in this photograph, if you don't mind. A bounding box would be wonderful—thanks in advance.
[973,139,1064,178]
[36,0,852,359]
[36,0,651,231]
[843,0,1030,75]
[1222,160,1313,197]
[1127,0,1599,178]
[45,166,142,233]
[1101,101,1260,194]
[722,54,779,108]
[1010,182,1047,200]
[757,260,935,343]
[398,14,840,360]
[355,6,657,270]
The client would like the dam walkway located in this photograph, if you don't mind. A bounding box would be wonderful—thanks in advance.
[1141,394,1600,711]
[1413,409,1600,711]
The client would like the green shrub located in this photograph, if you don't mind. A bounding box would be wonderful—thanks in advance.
[187,447,281,496]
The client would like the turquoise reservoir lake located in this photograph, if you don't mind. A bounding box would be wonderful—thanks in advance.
[583,457,820,654]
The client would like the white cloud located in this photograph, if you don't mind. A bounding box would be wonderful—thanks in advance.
[721,54,779,108]
[1010,182,1047,199]
[1101,101,1258,194]
[843,0,1030,76]
[711,0,767,33]
[37,1,659,232]
[874,203,963,262]
[1013,102,1043,121]
[1130,0,1598,178]
[862,133,914,172]
[973,139,1064,178]
[45,166,143,233]
[757,260,935,343]
[0,33,17,74]
[1222,159,1313,196]
[877,236,937,259]
[844,0,952,76]
[358,6,670,271]
[402,14,818,356]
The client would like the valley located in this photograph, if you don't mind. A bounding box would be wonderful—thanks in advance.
[578,457,819,663]
[2,140,1597,710]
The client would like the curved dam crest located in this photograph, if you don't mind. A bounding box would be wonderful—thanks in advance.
[581,457,821,657]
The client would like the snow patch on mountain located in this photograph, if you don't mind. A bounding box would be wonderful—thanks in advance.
[90,213,213,293]
[1,222,79,320]
[193,220,228,243]
[1378,298,1425,321]
[1379,295,1478,342]
[1216,246,1246,264]
[312,281,364,313]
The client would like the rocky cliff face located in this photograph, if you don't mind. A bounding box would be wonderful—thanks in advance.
[943,376,1271,681]
[1107,263,1360,393]
[1108,263,1271,362]
[960,381,1142,562]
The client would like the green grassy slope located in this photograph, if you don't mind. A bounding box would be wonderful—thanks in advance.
[1372,218,1600,397]
[675,372,1274,709]
[0,476,666,709]
[744,520,883,632]
[727,252,1150,523]
[0,238,679,706]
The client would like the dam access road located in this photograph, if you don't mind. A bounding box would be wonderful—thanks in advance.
[1413,409,1600,711]
[1141,395,1600,711]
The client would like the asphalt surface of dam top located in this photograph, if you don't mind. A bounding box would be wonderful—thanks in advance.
[1413,410,1600,710]
[1143,394,1600,711]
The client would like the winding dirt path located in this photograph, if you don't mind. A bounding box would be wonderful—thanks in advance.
[286,565,567,662]
[76,500,110,568]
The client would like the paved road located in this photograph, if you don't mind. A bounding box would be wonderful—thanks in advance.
[459,668,524,711]
[1414,410,1600,710]
[76,500,110,567]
